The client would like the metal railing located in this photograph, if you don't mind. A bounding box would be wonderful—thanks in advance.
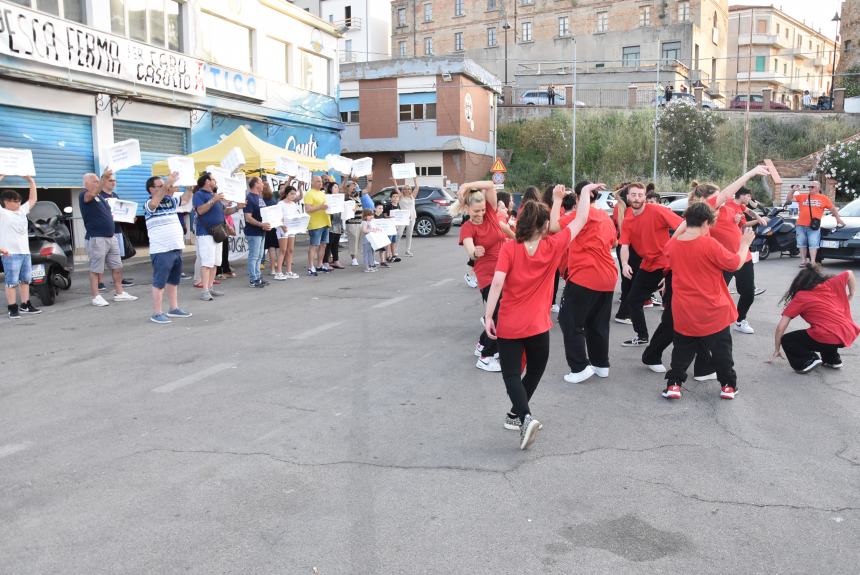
[333,17,362,31]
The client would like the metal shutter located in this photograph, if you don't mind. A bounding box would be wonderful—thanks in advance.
[113,121,188,215]
[0,105,94,188]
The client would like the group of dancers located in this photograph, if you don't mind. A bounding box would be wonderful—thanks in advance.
[454,169,859,450]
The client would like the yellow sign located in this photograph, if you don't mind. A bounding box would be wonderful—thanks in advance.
[490,158,507,173]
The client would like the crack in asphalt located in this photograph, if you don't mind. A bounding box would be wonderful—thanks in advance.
[836,444,860,468]
[636,478,860,514]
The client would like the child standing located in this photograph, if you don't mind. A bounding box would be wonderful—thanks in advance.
[275,184,302,280]
[0,175,41,319]
[373,201,390,268]
[360,209,381,272]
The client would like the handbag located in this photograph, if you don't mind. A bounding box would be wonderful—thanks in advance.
[807,194,821,231]
[121,230,136,260]
[207,223,229,243]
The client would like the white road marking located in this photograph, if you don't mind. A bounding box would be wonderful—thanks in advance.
[290,321,342,340]
[372,295,410,309]
[430,278,454,287]
[0,443,30,459]
[152,363,235,393]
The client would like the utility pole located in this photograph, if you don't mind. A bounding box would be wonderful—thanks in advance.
[743,9,754,172]
[572,36,577,186]
[653,58,660,183]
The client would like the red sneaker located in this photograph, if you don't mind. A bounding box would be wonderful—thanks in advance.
[720,386,736,400]
[662,384,682,399]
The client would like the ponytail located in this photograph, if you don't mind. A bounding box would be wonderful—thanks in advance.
[449,189,485,216]
[515,200,550,242]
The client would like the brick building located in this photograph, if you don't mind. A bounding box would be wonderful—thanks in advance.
[836,0,860,86]
[390,0,728,103]
[339,58,501,188]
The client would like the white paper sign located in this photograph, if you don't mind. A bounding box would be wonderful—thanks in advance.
[326,154,354,174]
[376,218,397,236]
[221,147,246,173]
[391,162,417,179]
[351,157,373,177]
[260,204,284,228]
[284,213,310,235]
[390,209,410,226]
[107,198,138,223]
[296,167,312,185]
[106,139,141,172]
[342,199,356,221]
[366,231,391,250]
[325,193,345,214]
[276,156,299,176]
[0,148,36,176]
[220,173,247,204]
[167,156,197,186]
[175,193,193,213]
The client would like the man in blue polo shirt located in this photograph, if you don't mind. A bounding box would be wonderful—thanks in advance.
[80,169,137,307]
[192,172,244,301]
[243,176,272,288]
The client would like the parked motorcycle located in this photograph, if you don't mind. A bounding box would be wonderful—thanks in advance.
[750,206,799,260]
[28,201,74,306]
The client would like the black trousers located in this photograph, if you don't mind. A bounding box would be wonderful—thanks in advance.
[325,232,341,263]
[667,327,737,389]
[552,269,561,305]
[627,268,665,340]
[781,329,842,371]
[723,260,755,322]
[479,285,500,358]
[642,273,714,376]
[498,331,551,421]
[559,281,612,372]
[616,245,642,319]
[216,240,232,274]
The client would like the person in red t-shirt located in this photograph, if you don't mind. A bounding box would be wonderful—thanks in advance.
[773,265,858,373]
[612,185,642,324]
[619,184,684,346]
[662,202,754,401]
[549,181,618,383]
[456,181,513,373]
[483,185,596,450]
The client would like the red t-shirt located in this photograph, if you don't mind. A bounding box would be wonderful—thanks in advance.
[707,196,751,263]
[793,193,833,227]
[496,228,572,339]
[458,202,506,289]
[620,203,683,272]
[560,207,618,292]
[783,272,860,347]
[664,235,741,337]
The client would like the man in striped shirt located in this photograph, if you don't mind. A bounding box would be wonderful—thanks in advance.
[144,172,193,324]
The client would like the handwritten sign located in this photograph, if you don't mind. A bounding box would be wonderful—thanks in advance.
[366,231,391,251]
[260,204,284,228]
[167,156,197,186]
[342,199,356,221]
[392,162,417,179]
[376,218,397,236]
[220,173,247,204]
[276,156,299,176]
[283,213,310,235]
[107,198,138,223]
[351,157,373,177]
[390,209,411,226]
[0,148,36,176]
[221,147,246,173]
[325,154,354,174]
[105,139,141,172]
[325,193,345,215]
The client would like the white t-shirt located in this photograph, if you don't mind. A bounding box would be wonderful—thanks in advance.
[280,201,303,236]
[144,195,185,254]
[0,203,31,255]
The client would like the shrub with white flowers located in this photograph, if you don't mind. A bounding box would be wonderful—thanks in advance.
[817,140,860,199]
[656,99,723,182]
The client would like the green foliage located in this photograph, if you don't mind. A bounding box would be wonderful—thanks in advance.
[843,67,860,99]
[816,139,860,199]
[657,101,724,181]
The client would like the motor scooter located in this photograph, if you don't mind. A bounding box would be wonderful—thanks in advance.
[750,206,799,260]
[28,201,74,306]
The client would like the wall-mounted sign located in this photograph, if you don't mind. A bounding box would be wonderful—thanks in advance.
[205,65,267,100]
[0,0,206,96]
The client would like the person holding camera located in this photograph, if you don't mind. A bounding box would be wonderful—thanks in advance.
[785,182,846,266]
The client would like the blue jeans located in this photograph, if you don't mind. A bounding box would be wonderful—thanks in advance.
[2,254,32,287]
[796,225,821,249]
[246,235,265,282]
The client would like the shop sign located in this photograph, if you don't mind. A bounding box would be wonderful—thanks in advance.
[205,65,267,100]
[0,0,206,96]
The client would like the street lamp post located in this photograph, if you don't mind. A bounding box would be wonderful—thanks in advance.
[831,12,842,100]
[502,22,511,85]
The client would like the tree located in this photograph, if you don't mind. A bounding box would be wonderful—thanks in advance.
[656,100,723,182]
[817,139,860,200]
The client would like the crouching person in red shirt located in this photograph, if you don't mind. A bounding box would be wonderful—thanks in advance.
[484,185,594,450]
[662,202,755,400]
[773,265,858,373]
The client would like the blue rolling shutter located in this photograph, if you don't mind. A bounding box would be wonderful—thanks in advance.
[113,121,188,215]
[0,105,94,188]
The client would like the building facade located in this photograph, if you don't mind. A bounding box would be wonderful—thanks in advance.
[339,58,501,189]
[291,0,392,63]
[727,5,839,109]
[390,0,729,103]
[836,0,860,86]
[0,0,343,247]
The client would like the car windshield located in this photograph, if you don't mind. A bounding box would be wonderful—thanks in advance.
[838,198,860,217]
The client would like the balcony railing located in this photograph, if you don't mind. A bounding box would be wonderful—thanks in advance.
[333,17,362,32]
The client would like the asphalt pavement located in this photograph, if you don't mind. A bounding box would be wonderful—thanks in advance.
[1,234,858,574]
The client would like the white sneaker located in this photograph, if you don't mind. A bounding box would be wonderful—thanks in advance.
[551,304,560,314]
[464,272,478,288]
[593,366,609,378]
[286,272,300,279]
[113,291,138,302]
[92,294,110,307]
[274,273,287,281]
[732,320,755,334]
[646,364,667,373]
[564,365,595,383]
[693,372,718,382]
[351,258,359,266]
[474,343,485,357]
[476,356,502,372]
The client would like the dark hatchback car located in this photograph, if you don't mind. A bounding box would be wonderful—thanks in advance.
[372,186,454,237]
[819,198,860,262]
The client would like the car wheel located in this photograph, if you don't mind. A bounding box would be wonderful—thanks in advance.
[435,226,450,236]
[414,216,436,237]
[526,102,535,106]
[759,244,770,260]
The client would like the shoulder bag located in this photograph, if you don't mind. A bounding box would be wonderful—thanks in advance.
[807,194,821,231]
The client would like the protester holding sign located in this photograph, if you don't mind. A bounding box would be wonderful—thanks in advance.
[360,209,382,272]
[344,177,373,266]
[384,189,405,263]
[323,180,346,269]
[243,177,272,289]
[193,171,244,301]
[97,173,134,290]
[0,175,41,318]
[80,169,137,307]
[393,176,419,257]
[275,183,302,280]
[303,174,330,276]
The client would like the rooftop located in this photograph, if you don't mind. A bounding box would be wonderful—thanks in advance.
[340,57,503,94]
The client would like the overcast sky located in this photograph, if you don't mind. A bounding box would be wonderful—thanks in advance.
[732,1,845,39]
